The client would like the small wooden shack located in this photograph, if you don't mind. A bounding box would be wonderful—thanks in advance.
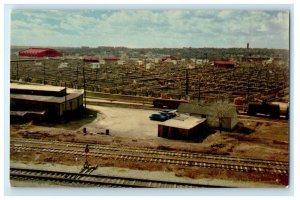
[158,115,206,140]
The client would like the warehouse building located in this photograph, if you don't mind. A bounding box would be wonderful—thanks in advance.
[19,48,63,57]
[103,57,120,62]
[160,56,181,61]
[209,61,238,68]
[178,102,238,130]
[241,56,270,62]
[83,57,99,62]
[10,83,83,121]
[158,115,206,140]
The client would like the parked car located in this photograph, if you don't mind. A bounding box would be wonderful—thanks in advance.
[159,110,177,119]
[149,113,168,122]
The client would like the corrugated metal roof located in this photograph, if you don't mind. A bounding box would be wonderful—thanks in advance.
[11,83,65,93]
[83,57,99,62]
[19,48,62,57]
[11,93,83,104]
[161,56,181,61]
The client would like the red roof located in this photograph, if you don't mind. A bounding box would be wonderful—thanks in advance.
[19,48,62,57]
[209,61,238,65]
[161,56,181,61]
[83,57,99,62]
[103,57,120,61]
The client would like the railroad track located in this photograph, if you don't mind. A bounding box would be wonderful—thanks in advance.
[86,97,289,123]
[238,114,288,123]
[11,141,288,175]
[11,138,288,167]
[10,167,225,188]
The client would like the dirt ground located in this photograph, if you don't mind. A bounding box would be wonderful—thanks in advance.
[10,104,289,186]
[10,160,282,188]
[11,105,289,161]
[83,105,159,138]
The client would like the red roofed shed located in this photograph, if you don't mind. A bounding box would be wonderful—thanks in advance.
[83,57,99,62]
[161,56,181,61]
[209,61,239,68]
[19,48,62,57]
[103,57,120,61]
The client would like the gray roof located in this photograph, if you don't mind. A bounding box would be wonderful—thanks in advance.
[158,116,206,130]
[11,82,65,93]
[10,110,46,116]
[11,92,83,104]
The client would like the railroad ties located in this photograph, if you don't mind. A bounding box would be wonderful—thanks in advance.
[10,168,224,188]
[11,139,289,176]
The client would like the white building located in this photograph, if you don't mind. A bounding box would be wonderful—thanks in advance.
[90,63,100,69]
[145,63,155,70]
[137,60,143,65]
[117,60,125,65]
[177,102,238,130]
[58,62,69,69]
[191,59,209,64]
[165,60,177,65]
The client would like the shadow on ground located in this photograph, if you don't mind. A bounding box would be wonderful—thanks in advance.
[36,109,98,130]
[232,122,255,135]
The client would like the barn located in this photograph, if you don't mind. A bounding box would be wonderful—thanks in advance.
[83,57,99,62]
[19,48,63,57]
[160,56,181,61]
[209,61,238,68]
[103,57,120,61]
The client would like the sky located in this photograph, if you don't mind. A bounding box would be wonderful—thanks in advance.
[11,9,290,49]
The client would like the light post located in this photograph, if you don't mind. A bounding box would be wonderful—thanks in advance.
[185,68,189,97]
[16,60,19,81]
[198,75,201,102]
[82,64,87,110]
[43,60,46,84]
[84,144,89,168]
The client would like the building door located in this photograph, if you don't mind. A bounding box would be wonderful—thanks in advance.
[162,126,168,138]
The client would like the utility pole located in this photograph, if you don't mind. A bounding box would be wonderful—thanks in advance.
[266,70,270,94]
[76,65,79,85]
[96,68,99,80]
[185,68,189,97]
[83,65,87,110]
[64,82,67,114]
[43,61,46,84]
[247,76,250,104]
[198,77,201,102]
[16,60,19,81]
[205,53,208,64]
[84,144,89,168]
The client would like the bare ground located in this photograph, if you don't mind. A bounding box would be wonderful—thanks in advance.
[10,105,289,187]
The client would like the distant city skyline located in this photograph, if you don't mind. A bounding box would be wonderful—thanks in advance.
[11,10,289,49]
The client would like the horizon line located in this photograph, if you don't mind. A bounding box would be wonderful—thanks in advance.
[10,45,289,50]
